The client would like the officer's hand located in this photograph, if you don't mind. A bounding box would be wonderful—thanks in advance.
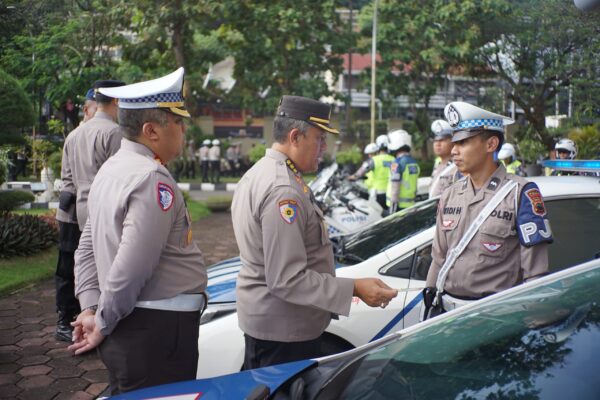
[353,278,398,308]
[71,308,95,343]
[68,314,105,355]
[348,175,356,181]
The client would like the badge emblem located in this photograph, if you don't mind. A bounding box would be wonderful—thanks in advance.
[487,177,500,191]
[525,188,546,216]
[482,242,503,252]
[157,182,174,211]
[279,200,298,224]
[446,105,460,126]
[442,219,455,228]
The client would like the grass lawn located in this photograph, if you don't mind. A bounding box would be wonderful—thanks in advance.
[12,208,55,216]
[0,247,57,297]
[179,176,240,184]
[187,199,212,221]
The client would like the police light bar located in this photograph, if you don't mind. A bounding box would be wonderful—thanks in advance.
[542,160,600,172]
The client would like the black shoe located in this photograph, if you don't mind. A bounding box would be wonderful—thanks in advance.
[55,312,73,342]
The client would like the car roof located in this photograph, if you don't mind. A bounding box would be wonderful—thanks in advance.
[529,175,600,198]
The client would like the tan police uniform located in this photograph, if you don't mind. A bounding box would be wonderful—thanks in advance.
[232,148,355,343]
[68,110,122,230]
[426,163,551,299]
[75,138,207,333]
[429,161,461,198]
[54,129,82,341]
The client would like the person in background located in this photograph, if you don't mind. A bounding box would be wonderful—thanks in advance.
[387,130,420,213]
[429,119,461,198]
[209,139,221,184]
[54,86,96,342]
[349,141,394,210]
[197,139,211,182]
[550,139,578,176]
[185,139,196,179]
[498,143,526,176]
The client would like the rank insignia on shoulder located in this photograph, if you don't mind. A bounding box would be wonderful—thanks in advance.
[157,182,175,211]
[279,199,298,224]
[487,177,500,191]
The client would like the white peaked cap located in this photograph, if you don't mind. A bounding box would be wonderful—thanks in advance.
[431,119,453,139]
[444,101,514,142]
[98,67,190,118]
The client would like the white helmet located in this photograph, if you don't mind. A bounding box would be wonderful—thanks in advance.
[375,135,389,150]
[212,139,220,146]
[555,138,577,159]
[364,143,378,155]
[430,119,453,140]
[387,130,412,152]
[498,143,516,160]
[202,139,211,146]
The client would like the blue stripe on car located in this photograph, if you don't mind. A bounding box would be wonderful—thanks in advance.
[206,279,236,299]
[370,292,423,342]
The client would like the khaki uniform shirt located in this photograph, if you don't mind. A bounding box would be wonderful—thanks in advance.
[429,161,461,198]
[67,111,122,230]
[56,131,78,224]
[426,165,551,298]
[74,139,207,336]
[231,149,354,342]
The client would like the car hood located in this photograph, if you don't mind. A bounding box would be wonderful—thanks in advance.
[205,257,349,304]
[108,359,316,399]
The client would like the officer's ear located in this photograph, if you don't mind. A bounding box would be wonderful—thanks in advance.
[141,121,160,142]
[288,128,303,146]
[486,135,500,154]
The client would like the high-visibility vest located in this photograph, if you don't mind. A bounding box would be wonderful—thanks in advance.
[503,159,522,175]
[371,154,395,193]
[387,155,420,208]
[365,170,375,189]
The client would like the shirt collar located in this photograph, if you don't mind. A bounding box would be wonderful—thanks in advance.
[92,110,114,122]
[121,138,156,160]
[266,148,289,162]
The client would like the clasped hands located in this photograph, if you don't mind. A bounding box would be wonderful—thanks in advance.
[67,308,105,355]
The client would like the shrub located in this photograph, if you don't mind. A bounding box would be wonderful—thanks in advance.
[569,126,600,159]
[0,190,35,212]
[249,144,267,164]
[0,214,58,258]
[335,145,363,167]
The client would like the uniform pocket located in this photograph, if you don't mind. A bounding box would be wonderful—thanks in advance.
[478,221,512,258]
[312,203,330,245]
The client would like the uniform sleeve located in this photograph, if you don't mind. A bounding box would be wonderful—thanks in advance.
[426,197,448,288]
[354,159,374,178]
[98,127,122,165]
[74,219,100,309]
[61,140,75,195]
[517,182,551,280]
[260,187,353,316]
[95,172,175,336]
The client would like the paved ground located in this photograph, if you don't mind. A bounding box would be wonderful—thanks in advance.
[0,207,238,400]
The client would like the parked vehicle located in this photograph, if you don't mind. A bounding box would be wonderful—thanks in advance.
[114,257,600,399]
[198,171,600,378]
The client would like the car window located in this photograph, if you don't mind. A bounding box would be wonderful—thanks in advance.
[379,251,414,279]
[338,199,438,265]
[546,197,600,271]
[411,244,433,281]
[326,263,600,400]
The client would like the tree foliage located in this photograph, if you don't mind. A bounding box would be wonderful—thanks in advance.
[0,69,35,145]
[477,0,600,145]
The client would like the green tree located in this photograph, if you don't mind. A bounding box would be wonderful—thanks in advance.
[478,0,599,146]
[361,0,506,158]
[0,69,35,145]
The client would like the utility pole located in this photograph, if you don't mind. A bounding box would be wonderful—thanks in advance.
[345,1,353,138]
[370,0,378,143]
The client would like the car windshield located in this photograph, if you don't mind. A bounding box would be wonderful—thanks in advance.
[330,264,600,399]
[337,198,438,264]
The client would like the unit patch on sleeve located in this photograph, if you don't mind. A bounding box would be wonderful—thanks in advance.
[279,199,299,224]
[157,182,175,211]
[517,183,553,246]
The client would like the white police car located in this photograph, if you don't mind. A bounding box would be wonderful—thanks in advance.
[198,164,600,378]
[117,256,600,399]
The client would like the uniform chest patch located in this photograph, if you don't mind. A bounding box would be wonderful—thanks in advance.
[279,200,298,224]
[482,242,503,252]
[442,219,455,228]
[525,188,546,216]
[390,162,398,174]
[157,182,174,211]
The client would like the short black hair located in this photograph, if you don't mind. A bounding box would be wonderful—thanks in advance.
[479,130,504,152]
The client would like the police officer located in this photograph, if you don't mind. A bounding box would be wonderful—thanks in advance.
[387,129,420,213]
[550,139,578,176]
[231,95,398,370]
[198,139,211,182]
[348,142,394,210]
[209,139,221,183]
[54,87,96,342]
[69,68,207,395]
[423,102,552,319]
[65,79,126,232]
[429,119,462,198]
[498,143,526,176]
